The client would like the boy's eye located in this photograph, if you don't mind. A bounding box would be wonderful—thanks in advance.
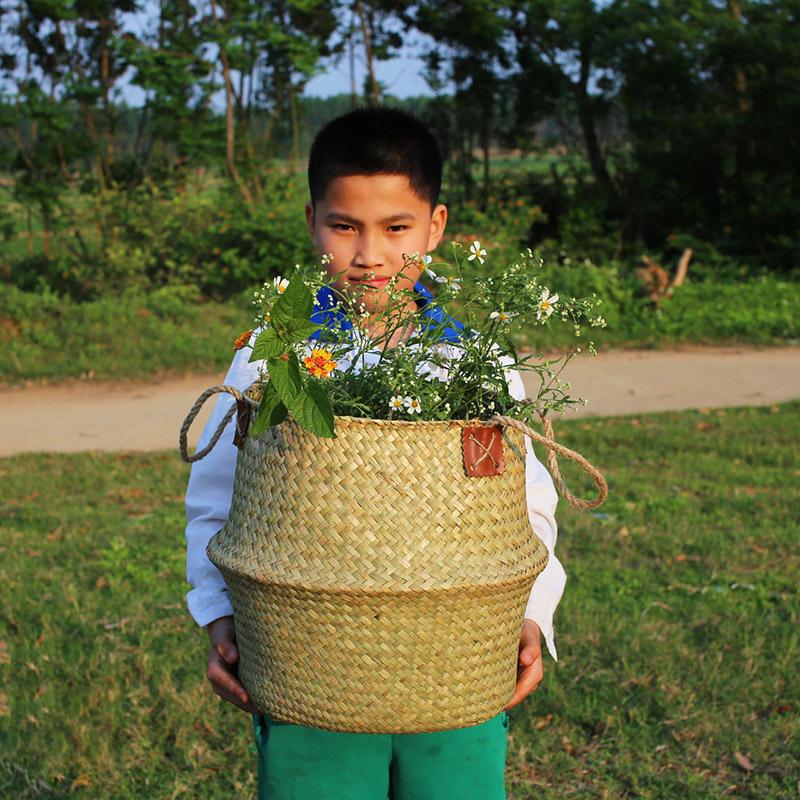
[330,223,407,232]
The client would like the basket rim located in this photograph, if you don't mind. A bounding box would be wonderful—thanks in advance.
[261,412,508,431]
[242,382,509,429]
[308,414,499,428]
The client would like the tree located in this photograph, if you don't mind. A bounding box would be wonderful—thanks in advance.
[123,0,220,176]
[410,0,514,205]
[507,0,622,208]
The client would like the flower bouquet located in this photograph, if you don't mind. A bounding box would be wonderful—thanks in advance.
[179,243,608,733]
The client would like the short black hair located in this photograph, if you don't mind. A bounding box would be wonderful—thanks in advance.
[307,106,442,212]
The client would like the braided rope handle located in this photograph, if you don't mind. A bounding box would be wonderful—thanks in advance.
[486,408,608,510]
[179,384,259,463]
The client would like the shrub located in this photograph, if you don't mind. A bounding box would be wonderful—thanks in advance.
[1,170,315,303]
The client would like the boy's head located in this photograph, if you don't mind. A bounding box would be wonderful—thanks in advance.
[305,106,448,317]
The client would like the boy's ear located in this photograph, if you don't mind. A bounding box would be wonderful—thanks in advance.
[305,201,316,238]
[427,203,448,252]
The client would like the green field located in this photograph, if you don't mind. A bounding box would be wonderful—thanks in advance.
[2,401,797,798]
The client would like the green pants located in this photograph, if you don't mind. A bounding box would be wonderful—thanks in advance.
[252,711,510,799]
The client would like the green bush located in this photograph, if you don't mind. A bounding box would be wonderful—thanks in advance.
[444,197,546,265]
[532,256,637,335]
[2,171,315,303]
[627,277,800,342]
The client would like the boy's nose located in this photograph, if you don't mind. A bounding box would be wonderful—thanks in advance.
[353,232,385,269]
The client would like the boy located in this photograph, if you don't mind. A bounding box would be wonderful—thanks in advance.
[184,107,566,799]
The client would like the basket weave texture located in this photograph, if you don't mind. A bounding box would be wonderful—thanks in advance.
[206,385,549,733]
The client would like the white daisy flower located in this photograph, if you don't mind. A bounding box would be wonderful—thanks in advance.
[467,240,487,264]
[416,342,462,384]
[536,288,559,320]
[274,276,290,294]
[403,396,422,414]
[425,268,438,280]
[434,275,462,292]
[388,395,406,411]
[421,254,432,265]
[489,310,516,323]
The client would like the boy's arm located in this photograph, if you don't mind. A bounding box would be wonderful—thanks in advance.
[185,333,261,628]
[505,366,567,662]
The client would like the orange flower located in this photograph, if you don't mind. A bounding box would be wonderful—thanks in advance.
[233,330,253,351]
[303,348,337,379]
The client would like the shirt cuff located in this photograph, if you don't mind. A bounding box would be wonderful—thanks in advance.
[524,560,567,662]
[187,587,234,629]
[525,603,559,662]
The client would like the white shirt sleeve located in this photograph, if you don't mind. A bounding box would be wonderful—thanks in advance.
[505,366,567,661]
[184,335,262,628]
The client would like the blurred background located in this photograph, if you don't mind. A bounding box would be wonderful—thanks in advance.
[1,3,798,799]
[1,0,798,382]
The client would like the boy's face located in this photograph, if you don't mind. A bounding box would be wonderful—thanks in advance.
[305,173,447,317]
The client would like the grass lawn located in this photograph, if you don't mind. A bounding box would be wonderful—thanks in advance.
[1,401,798,798]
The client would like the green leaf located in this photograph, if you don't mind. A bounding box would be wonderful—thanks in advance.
[271,271,314,329]
[288,377,336,438]
[250,381,288,437]
[268,351,302,407]
[250,328,286,361]
[285,319,321,342]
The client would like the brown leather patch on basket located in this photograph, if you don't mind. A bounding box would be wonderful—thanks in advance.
[462,424,505,477]
[233,398,252,448]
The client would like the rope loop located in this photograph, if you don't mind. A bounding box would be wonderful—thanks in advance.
[179,385,259,463]
[486,403,608,509]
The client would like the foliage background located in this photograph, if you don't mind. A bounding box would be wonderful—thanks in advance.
[1,4,798,797]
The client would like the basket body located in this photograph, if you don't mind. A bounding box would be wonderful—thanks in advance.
[207,409,548,733]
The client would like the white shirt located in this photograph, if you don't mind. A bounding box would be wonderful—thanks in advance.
[184,333,567,660]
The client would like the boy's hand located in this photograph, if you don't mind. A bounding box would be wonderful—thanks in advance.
[503,619,544,712]
[206,615,261,714]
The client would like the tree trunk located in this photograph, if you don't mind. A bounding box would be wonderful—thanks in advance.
[355,0,381,106]
[349,15,357,107]
[727,0,750,205]
[26,209,33,256]
[222,49,253,203]
[575,42,617,206]
[290,86,301,168]
[211,0,253,204]
[100,41,114,170]
[41,206,52,259]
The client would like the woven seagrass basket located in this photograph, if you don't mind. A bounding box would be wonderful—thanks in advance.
[180,381,607,734]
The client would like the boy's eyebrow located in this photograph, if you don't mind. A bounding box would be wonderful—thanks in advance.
[324,212,416,225]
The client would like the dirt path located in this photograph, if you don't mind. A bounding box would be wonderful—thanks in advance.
[1,344,798,457]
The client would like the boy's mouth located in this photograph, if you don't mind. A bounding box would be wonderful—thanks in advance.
[349,276,390,288]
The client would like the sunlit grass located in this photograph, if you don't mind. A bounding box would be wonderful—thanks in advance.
[2,401,797,797]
